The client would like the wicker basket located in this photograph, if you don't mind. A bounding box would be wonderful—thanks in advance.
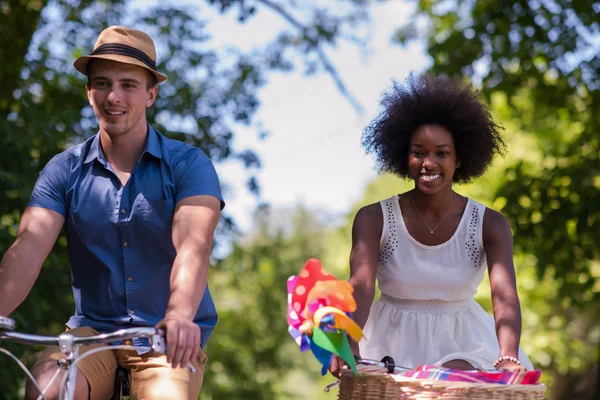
[337,371,547,400]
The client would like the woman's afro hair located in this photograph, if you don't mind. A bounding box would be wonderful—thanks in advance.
[362,73,506,183]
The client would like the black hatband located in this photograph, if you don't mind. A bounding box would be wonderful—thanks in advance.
[90,43,157,71]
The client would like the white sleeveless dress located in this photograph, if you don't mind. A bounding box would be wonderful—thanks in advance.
[359,195,534,370]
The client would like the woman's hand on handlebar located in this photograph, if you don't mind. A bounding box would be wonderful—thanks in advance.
[329,340,360,379]
[329,344,360,378]
[329,355,349,378]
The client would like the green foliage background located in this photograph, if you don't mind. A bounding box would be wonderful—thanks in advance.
[1,0,598,399]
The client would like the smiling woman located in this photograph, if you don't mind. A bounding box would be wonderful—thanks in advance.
[362,73,506,183]
[329,73,535,377]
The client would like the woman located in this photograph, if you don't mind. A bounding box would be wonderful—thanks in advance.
[331,74,533,375]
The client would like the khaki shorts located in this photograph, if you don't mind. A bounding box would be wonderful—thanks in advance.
[33,326,207,400]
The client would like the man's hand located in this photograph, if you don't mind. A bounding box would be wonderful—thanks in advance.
[156,317,201,369]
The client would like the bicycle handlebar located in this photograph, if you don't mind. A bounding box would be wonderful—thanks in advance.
[0,316,15,331]
[0,331,62,346]
[0,316,193,400]
[0,316,165,354]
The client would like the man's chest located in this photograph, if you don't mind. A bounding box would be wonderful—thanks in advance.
[65,162,176,245]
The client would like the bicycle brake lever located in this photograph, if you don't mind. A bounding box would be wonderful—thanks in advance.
[151,331,166,354]
[324,381,340,392]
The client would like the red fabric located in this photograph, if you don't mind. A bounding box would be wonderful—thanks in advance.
[401,365,542,384]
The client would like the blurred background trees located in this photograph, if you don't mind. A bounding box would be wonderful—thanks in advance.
[1,0,598,398]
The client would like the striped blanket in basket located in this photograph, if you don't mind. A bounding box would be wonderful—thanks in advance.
[357,364,542,385]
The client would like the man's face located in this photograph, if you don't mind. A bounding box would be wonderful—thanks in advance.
[86,59,158,138]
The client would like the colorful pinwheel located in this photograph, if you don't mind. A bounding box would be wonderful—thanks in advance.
[287,258,365,376]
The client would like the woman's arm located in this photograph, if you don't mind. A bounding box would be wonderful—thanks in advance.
[483,208,526,371]
[329,203,382,377]
[348,204,383,345]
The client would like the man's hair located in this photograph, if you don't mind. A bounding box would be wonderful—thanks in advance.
[86,59,158,90]
[362,73,506,183]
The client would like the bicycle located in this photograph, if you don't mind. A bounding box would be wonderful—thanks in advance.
[0,315,193,400]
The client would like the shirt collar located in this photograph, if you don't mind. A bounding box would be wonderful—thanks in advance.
[84,134,102,164]
[144,125,162,159]
[83,124,162,164]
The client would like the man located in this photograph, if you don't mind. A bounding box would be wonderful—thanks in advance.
[0,26,224,399]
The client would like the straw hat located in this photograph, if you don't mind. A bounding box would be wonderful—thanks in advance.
[74,26,167,83]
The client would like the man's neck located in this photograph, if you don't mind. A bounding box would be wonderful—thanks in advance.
[100,124,148,174]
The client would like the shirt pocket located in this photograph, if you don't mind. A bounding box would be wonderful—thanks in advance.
[68,208,83,238]
[68,207,106,241]
[137,197,176,231]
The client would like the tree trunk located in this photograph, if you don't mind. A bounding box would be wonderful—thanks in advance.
[0,0,47,116]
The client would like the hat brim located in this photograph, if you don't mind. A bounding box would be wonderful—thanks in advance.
[74,54,167,83]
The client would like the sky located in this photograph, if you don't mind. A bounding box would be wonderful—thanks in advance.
[203,1,431,232]
[129,0,431,232]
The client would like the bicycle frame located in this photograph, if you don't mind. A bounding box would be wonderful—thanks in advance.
[1,317,165,400]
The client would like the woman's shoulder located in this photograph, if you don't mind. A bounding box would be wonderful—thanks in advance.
[352,202,383,242]
[480,204,509,225]
[462,197,509,227]
[352,200,389,233]
[355,202,384,220]
[481,205,512,245]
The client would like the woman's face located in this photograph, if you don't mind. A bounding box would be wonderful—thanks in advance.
[408,124,460,195]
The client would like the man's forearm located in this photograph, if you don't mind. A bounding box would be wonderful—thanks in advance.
[165,249,210,321]
[0,244,42,316]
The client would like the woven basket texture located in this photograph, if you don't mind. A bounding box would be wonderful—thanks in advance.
[337,372,547,400]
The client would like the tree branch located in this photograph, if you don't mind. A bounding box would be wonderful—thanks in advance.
[257,0,364,114]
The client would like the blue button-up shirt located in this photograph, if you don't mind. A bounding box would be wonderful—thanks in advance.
[28,125,224,349]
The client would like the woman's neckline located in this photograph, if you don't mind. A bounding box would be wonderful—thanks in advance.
[394,194,471,249]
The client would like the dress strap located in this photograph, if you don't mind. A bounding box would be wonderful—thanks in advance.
[379,196,400,265]
[464,199,487,268]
